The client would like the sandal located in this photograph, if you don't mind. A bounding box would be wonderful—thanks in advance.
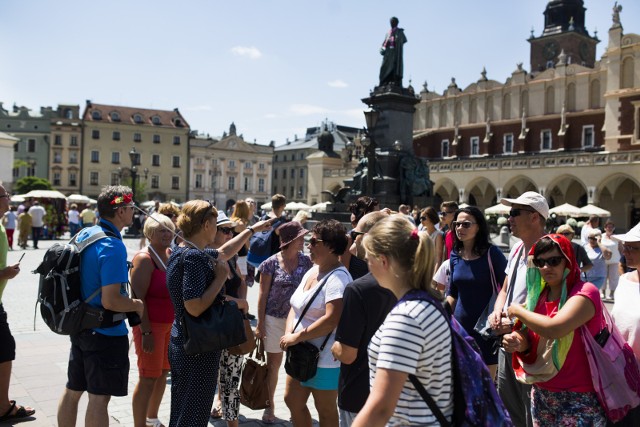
[146,418,165,427]
[0,400,36,422]
[261,408,280,424]
[210,406,222,419]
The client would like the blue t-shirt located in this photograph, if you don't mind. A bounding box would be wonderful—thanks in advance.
[448,245,507,363]
[78,219,129,336]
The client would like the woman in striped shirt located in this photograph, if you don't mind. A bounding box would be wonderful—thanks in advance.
[352,216,454,427]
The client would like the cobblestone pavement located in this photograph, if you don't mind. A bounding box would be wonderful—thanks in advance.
[1,236,317,426]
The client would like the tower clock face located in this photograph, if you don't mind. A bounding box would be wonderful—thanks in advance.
[579,41,589,61]
[543,41,558,60]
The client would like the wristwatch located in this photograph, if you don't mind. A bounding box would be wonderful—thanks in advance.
[247,226,255,234]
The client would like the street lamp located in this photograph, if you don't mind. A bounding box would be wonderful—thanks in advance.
[127,147,148,204]
[363,109,380,195]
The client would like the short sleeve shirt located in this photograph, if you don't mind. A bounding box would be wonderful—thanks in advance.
[289,266,352,368]
[78,220,129,336]
[28,205,46,227]
[258,252,313,318]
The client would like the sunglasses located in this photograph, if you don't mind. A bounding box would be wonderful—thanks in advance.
[308,237,324,246]
[453,221,476,229]
[350,230,365,240]
[218,227,233,235]
[0,193,10,199]
[420,216,428,221]
[438,211,454,216]
[532,255,565,268]
[622,244,640,252]
[509,208,536,217]
[559,232,573,236]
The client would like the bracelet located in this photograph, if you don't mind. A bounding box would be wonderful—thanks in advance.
[247,226,255,234]
[142,331,152,336]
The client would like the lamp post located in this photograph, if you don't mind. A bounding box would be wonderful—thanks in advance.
[127,147,148,204]
[363,109,380,195]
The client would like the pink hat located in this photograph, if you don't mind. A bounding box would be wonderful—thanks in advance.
[279,221,309,249]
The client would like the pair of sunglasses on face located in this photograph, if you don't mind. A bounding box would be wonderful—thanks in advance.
[532,255,564,268]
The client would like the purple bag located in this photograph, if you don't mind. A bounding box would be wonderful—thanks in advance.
[581,305,640,422]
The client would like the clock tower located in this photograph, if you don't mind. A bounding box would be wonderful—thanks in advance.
[529,0,599,74]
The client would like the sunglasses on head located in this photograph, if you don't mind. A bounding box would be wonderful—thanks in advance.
[453,221,476,229]
[308,237,324,246]
[350,230,365,240]
[532,255,564,268]
[218,227,233,235]
[509,208,536,217]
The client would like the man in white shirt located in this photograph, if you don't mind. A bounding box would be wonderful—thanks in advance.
[490,191,549,427]
[580,215,600,245]
[27,201,46,249]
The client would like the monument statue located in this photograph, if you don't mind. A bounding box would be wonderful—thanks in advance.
[612,2,622,26]
[321,186,352,204]
[399,152,432,203]
[379,17,407,87]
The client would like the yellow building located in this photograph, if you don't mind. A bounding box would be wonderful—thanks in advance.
[81,101,190,202]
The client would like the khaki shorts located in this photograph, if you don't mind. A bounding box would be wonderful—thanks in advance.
[264,315,286,354]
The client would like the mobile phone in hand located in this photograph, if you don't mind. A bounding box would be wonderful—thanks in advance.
[18,253,25,263]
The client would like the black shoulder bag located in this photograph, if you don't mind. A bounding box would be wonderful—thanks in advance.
[284,268,340,382]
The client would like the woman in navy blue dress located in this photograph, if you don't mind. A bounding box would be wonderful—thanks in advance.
[166,201,272,427]
[446,206,507,378]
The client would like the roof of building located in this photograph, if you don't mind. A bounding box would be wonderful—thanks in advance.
[82,102,190,129]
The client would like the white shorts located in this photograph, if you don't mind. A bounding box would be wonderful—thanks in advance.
[264,315,286,354]
[237,256,248,275]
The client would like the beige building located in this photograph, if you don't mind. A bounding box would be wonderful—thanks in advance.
[414,1,640,229]
[195,123,273,210]
[81,102,190,202]
[50,105,82,194]
[273,121,359,205]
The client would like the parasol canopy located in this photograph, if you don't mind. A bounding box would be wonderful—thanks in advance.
[549,203,582,217]
[484,203,511,215]
[23,190,67,199]
[579,204,611,218]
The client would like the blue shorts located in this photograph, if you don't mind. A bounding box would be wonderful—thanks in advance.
[301,367,339,390]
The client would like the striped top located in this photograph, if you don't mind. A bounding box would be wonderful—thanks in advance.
[368,298,453,426]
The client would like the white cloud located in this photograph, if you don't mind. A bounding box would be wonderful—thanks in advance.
[230,46,262,59]
[264,113,278,119]
[341,108,365,119]
[289,104,329,116]
[327,79,348,88]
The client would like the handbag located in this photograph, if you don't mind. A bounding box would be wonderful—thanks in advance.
[473,248,501,341]
[228,314,257,356]
[181,299,246,356]
[581,303,640,423]
[284,269,339,382]
[240,338,271,410]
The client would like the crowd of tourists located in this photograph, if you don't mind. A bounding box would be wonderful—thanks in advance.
[1,184,640,426]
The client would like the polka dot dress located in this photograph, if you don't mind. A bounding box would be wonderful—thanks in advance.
[166,246,222,427]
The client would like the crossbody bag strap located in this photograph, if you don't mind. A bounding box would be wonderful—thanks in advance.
[487,246,499,294]
[291,267,342,337]
[408,374,451,427]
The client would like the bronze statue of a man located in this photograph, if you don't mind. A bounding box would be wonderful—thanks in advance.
[379,17,407,87]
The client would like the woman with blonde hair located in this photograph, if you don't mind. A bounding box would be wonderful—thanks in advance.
[352,216,454,426]
[165,201,272,426]
[131,213,175,427]
[230,200,251,279]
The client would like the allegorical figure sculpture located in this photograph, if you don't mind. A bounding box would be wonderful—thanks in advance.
[379,16,407,87]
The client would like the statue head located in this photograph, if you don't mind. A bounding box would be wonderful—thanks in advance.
[390,17,399,28]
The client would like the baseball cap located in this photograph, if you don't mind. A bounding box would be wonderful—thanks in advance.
[611,222,640,243]
[500,191,549,220]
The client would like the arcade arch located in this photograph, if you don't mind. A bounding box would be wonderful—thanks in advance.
[546,175,587,207]
[466,177,497,210]
[502,175,537,199]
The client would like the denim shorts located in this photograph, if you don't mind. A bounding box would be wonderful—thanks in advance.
[66,330,130,396]
[301,367,340,390]
[0,305,16,363]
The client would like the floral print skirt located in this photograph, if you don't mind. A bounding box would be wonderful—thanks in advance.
[531,386,606,427]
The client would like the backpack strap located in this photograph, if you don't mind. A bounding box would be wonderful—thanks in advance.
[408,374,451,427]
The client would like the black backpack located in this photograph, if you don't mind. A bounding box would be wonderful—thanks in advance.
[34,229,127,335]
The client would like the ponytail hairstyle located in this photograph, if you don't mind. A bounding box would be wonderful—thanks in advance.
[363,216,441,300]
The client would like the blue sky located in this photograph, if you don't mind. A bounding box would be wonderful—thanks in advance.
[1,1,637,146]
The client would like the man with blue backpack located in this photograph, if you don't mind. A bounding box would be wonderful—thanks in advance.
[247,194,288,269]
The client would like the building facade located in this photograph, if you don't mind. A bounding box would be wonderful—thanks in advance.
[199,123,273,209]
[0,103,52,182]
[0,132,18,190]
[49,105,82,194]
[413,1,640,229]
[273,121,359,205]
[81,101,190,202]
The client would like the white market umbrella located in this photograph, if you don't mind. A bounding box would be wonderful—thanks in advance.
[310,201,332,212]
[10,194,26,203]
[66,194,92,204]
[286,202,311,211]
[549,203,582,217]
[484,203,510,215]
[579,204,611,218]
[260,202,272,210]
[23,189,67,199]
[458,203,470,209]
